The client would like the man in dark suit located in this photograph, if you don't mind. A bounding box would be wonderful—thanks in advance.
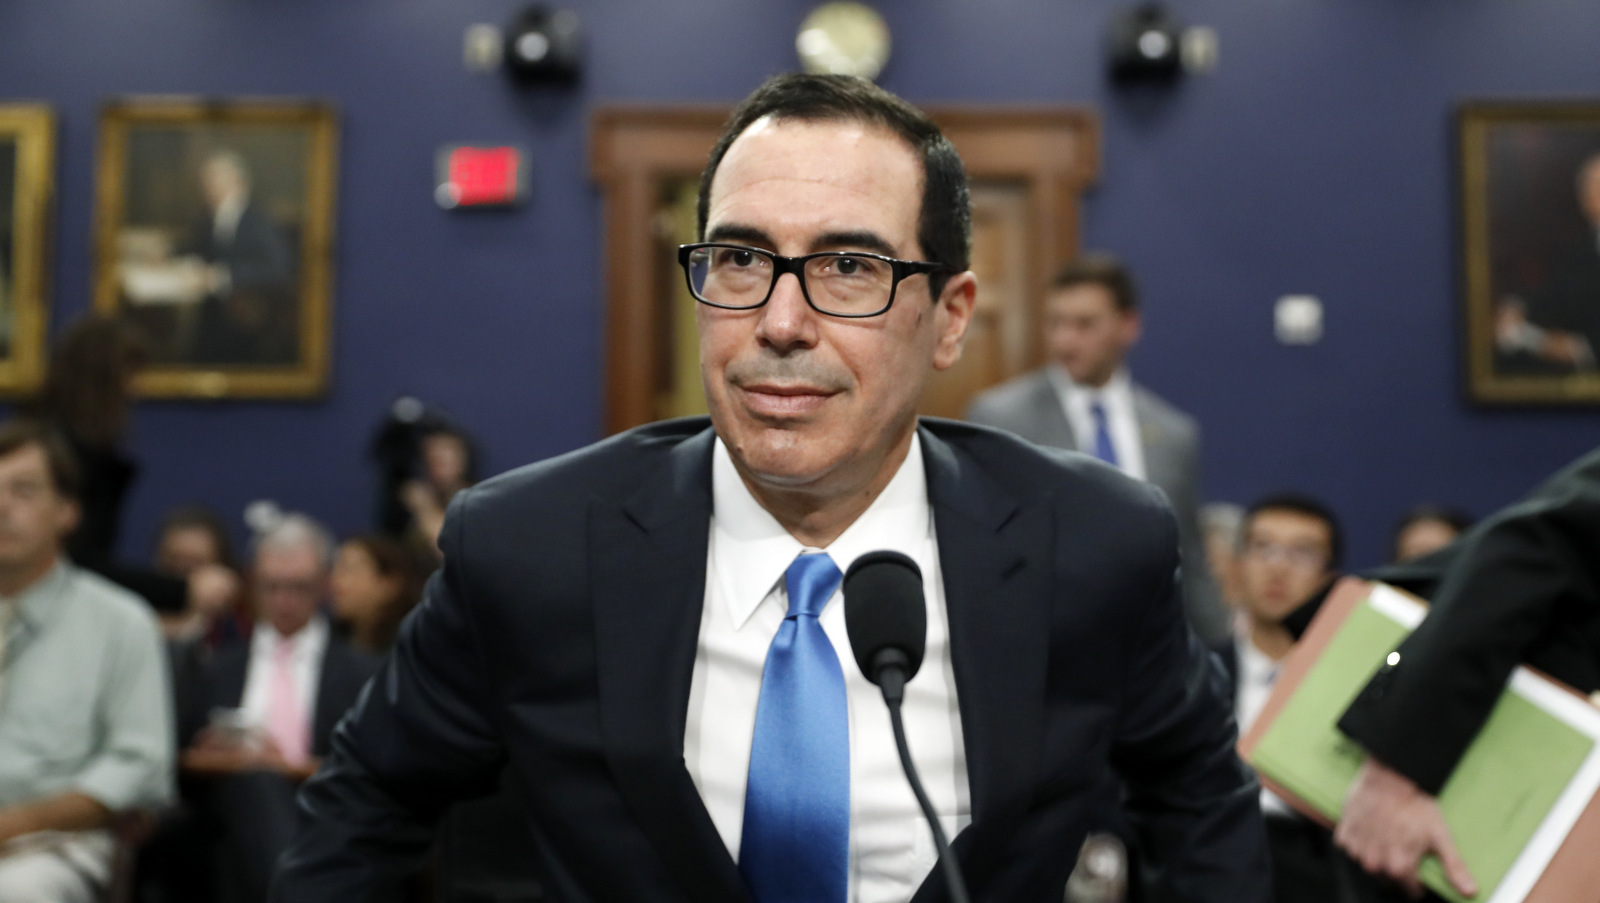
[180,149,296,364]
[184,513,378,903]
[272,74,1268,903]
[1335,447,1600,899]
[965,255,1225,643]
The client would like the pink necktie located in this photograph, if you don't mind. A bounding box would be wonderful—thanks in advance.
[266,639,309,765]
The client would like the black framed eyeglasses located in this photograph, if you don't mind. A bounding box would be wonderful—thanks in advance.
[677,242,948,318]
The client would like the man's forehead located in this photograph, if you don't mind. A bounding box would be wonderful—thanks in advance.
[1048,283,1118,312]
[0,445,50,479]
[1250,510,1330,541]
[257,543,322,570]
[708,116,923,211]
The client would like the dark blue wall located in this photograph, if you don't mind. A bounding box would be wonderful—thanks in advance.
[4,0,1599,570]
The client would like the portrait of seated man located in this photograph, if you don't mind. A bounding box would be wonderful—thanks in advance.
[116,145,300,367]
[1494,151,1600,374]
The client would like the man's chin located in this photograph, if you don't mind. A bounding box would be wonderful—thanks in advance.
[736,452,832,490]
[724,434,835,491]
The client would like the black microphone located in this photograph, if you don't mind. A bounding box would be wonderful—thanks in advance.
[844,551,971,903]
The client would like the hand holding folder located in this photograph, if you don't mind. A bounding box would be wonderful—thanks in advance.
[1238,577,1600,903]
[1337,757,1478,899]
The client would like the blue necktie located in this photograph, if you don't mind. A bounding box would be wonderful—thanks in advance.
[739,552,849,903]
[1091,399,1120,468]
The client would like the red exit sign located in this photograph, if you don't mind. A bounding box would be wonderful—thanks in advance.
[435,144,528,208]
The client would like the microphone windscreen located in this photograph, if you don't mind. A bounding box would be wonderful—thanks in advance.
[843,551,927,684]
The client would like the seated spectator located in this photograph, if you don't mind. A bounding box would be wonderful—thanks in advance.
[0,421,172,902]
[155,505,235,577]
[153,505,246,645]
[1202,501,1248,610]
[183,513,378,903]
[330,533,422,655]
[1390,504,1473,564]
[1216,494,1349,903]
[399,426,478,562]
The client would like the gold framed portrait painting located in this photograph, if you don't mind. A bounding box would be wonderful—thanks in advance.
[1461,102,1600,404]
[93,98,338,399]
[0,105,55,397]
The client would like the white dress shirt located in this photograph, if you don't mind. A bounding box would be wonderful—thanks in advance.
[1048,364,1147,481]
[240,614,329,741]
[1233,635,1292,817]
[212,191,248,245]
[685,435,970,903]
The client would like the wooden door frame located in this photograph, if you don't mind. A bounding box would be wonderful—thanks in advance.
[589,105,1101,435]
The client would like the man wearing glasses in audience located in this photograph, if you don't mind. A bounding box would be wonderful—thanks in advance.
[273,74,1268,902]
[1216,494,1373,903]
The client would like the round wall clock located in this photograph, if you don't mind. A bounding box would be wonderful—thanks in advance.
[796,3,891,81]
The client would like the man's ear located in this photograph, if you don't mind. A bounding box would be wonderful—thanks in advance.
[56,498,81,540]
[932,270,979,371]
[1120,309,1144,349]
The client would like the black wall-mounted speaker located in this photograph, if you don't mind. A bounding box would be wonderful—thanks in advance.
[1107,4,1183,84]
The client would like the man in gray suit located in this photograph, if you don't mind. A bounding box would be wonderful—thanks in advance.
[967,254,1226,642]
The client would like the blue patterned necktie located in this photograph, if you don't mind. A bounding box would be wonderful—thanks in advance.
[739,552,849,903]
[1091,398,1120,468]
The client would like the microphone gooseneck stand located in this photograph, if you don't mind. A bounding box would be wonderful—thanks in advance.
[872,649,971,903]
[844,550,972,903]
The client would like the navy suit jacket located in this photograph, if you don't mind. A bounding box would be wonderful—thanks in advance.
[273,418,1269,902]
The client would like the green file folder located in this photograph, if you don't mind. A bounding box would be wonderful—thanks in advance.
[1246,585,1600,903]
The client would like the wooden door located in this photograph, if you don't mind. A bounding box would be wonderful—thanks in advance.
[590,106,1099,434]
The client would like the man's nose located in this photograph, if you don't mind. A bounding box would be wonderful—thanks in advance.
[756,272,819,352]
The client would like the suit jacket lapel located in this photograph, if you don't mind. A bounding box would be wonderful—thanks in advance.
[915,426,1052,898]
[1132,386,1172,482]
[591,427,752,903]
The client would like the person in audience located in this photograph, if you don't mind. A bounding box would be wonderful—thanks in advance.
[399,426,477,561]
[1216,494,1349,903]
[25,315,236,620]
[1337,447,1600,900]
[155,505,235,577]
[0,420,173,902]
[1389,504,1472,564]
[184,513,378,903]
[154,504,248,644]
[1202,501,1248,610]
[965,254,1226,642]
[330,533,422,655]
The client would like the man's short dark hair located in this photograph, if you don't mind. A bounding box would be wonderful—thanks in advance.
[696,73,971,300]
[0,420,81,501]
[1244,492,1343,570]
[1051,253,1139,313]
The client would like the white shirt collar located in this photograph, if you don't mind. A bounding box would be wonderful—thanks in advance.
[711,433,932,630]
[1236,632,1281,682]
[1048,362,1132,404]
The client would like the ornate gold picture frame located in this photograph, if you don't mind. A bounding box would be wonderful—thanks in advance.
[0,105,56,397]
[1461,102,1600,404]
[93,98,338,399]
